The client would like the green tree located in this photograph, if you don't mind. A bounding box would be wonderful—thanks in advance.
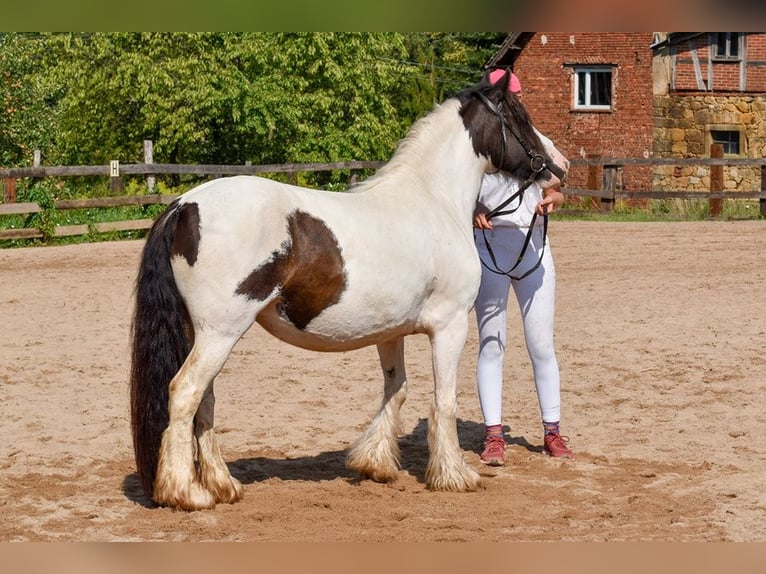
[51,33,259,165]
[249,32,412,164]
[400,33,507,100]
[381,33,507,129]
[48,33,414,169]
[0,33,506,183]
[0,33,59,167]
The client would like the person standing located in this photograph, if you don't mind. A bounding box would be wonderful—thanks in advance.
[474,69,573,465]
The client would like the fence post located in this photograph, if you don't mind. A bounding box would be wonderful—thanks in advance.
[2,177,16,203]
[30,150,43,190]
[710,143,723,217]
[761,165,766,217]
[587,153,601,210]
[144,140,155,194]
[602,164,618,211]
[109,160,124,194]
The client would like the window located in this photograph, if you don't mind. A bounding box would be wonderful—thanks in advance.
[710,129,741,155]
[573,66,612,110]
[713,33,741,61]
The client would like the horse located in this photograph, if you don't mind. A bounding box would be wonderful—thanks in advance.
[130,69,569,510]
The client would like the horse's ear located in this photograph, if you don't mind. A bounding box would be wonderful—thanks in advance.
[478,68,511,97]
[476,69,494,90]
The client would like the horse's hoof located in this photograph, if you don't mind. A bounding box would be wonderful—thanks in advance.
[425,464,482,492]
[346,452,399,484]
[210,476,244,504]
[360,467,399,484]
[154,481,217,511]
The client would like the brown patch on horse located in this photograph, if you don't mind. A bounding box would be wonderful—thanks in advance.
[171,202,201,266]
[236,210,347,330]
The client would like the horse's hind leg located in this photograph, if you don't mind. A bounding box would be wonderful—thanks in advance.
[426,314,482,492]
[346,337,407,483]
[195,383,244,504]
[154,333,241,510]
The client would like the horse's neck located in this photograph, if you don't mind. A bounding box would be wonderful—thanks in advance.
[364,100,487,221]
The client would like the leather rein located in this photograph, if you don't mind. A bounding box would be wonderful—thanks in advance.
[473,90,553,282]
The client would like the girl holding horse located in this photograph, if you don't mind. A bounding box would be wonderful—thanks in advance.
[473,69,573,466]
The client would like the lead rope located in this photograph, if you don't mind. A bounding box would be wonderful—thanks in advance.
[478,203,548,282]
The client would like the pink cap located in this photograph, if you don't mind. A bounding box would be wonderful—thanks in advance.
[489,68,522,93]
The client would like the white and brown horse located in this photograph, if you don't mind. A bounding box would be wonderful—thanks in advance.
[130,69,568,510]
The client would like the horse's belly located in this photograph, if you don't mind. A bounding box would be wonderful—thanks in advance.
[255,303,415,352]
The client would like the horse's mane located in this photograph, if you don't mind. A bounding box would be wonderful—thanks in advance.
[349,79,547,193]
[501,91,545,154]
[351,99,462,192]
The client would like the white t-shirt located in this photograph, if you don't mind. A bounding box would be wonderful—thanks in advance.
[477,173,544,229]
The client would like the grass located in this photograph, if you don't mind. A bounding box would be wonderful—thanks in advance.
[559,197,765,222]
[1,183,764,249]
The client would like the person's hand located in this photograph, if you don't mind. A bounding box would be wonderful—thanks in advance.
[473,204,493,230]
[536,188,565,216]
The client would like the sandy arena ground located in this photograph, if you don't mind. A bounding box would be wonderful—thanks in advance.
[0,220,764,542]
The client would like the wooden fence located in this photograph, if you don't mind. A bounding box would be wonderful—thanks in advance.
[0,160,384,241]
[566,151,766,217]
[1,154,765,241]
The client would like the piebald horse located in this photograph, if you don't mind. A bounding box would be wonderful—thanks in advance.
[130,69,568,510]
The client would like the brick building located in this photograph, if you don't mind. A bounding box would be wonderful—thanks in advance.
[487,32,766,194]
[651,33,766,192]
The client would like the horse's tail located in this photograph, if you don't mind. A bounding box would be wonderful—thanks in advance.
[130,201,192,499]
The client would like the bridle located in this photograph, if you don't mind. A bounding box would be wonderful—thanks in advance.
[473,91,550,182]
[472,89,554,282]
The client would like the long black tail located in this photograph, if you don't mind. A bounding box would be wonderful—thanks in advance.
[130,201,192,499]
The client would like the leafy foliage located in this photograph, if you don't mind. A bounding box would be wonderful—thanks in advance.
[0,33,60,167]
[0,33,507,178]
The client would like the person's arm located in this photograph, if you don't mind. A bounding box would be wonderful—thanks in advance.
[537,185,565,215]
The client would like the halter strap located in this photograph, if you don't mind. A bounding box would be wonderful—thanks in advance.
[485,176,534,219]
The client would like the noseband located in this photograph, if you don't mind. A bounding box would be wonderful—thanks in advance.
[473,90,554,282]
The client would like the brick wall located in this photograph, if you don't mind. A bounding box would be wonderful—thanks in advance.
[512,32,655,192]
[670,33,766,93]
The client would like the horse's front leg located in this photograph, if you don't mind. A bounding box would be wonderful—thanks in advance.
[346,337,407,483]
[426,314,482,492]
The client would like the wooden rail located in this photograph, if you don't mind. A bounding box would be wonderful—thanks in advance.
[0,160,386,180]
[1,157,764,242]
[0,159,387,240]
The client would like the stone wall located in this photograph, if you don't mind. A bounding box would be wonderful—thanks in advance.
[653,94,766,191]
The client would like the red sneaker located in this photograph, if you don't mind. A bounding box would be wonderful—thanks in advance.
[480,434,506,466]
[544,432,574,458]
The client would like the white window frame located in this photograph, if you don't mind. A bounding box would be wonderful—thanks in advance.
[712,32,742,61]
[573,66,613,111]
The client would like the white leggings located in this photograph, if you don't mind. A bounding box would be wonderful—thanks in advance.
[474,225,561,427]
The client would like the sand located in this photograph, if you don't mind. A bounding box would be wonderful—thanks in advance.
[0,220,764,542]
